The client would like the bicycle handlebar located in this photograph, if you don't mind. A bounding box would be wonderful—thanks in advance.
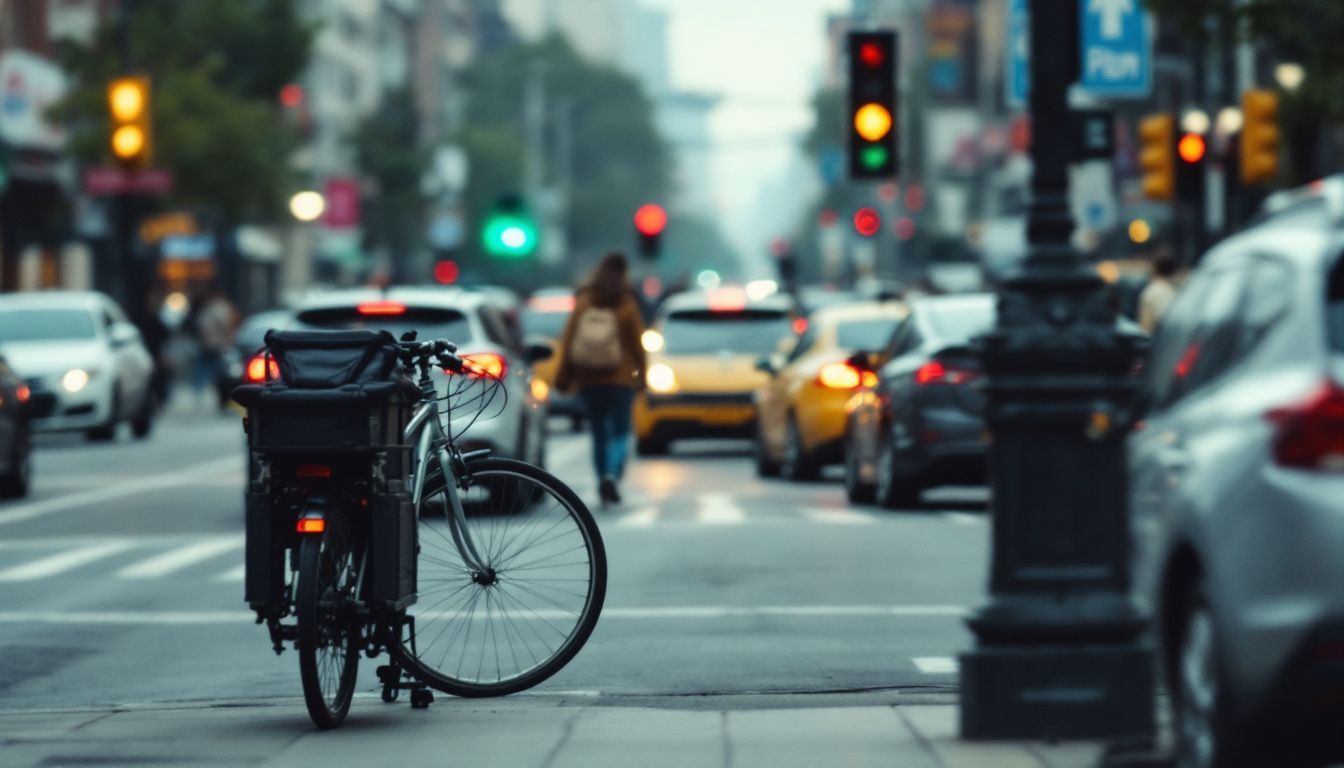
[396,336,464,374]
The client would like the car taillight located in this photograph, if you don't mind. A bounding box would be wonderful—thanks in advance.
[1267,381,1344,470]
[357,300,406,316]
[792,317,808,335]
[245,353,279,383]
[15,385,29,403]
[914,360,977,386]
[453,352,507,380]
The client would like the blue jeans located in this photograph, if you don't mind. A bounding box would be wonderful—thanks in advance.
[578,385,635,481]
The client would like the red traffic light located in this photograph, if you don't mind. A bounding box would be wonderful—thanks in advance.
[634,204,667,236]
[279,83,304,108]
[1178,133,1206,164]
[854,207,881,237]
[858,41,886,68]
[434,259,460,285]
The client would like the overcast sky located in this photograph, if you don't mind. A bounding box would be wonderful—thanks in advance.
[643,0,849,261]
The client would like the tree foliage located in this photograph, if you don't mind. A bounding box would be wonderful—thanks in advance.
[53,0,312,221]
[456,34,670,271]
[350,87,430,281]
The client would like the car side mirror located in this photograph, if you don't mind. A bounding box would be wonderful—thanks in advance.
[525,341,554,364]
[846,351,874,371]
[110,323,140,348]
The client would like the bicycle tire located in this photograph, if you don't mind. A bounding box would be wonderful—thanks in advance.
[399,457,606,698]
[296,508,360,729]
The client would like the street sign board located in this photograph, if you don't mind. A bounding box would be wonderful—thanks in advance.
[1005,0,1029,108]
[1079,0,1152,97]
[83,167,172,195]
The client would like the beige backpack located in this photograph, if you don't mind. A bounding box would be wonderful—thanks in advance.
[568,306,623,373]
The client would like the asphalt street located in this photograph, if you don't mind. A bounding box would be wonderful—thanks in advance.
[0,407,990,721]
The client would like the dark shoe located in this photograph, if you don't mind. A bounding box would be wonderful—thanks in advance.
[599,476,621,505]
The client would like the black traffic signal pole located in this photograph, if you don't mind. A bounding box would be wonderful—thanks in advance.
[958,0,1153,740]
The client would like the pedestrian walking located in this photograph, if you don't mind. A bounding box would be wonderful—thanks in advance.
[554,253,647,505]
[1138,249,1181,334]
[191,283,238,410]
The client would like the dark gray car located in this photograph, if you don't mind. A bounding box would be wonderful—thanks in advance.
[1129,182,1344,766]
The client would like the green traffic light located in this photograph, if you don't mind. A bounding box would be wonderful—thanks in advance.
[860,144,890,170]
[482,213,538,258]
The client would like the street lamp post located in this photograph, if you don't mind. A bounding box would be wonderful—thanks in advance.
[958,0,1153,740]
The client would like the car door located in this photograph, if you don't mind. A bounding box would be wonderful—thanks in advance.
[757,326,813,456]
[878,316,928,452]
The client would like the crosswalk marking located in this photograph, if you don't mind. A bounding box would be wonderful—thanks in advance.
[697,494,745,525]
[615,506,660,528]
[800,507,876,525]
[912,656,959,674]
[214,564,246,583]
[0,541,134,582]
[116,536,244,579]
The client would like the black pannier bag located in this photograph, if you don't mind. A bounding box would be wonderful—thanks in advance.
[233,329,419,612]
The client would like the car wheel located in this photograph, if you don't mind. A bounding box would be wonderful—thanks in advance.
[753,422,781,478]
[874,427,920,509]
[86,388,119,442]
[1173,586,1240,768]
[779,417,819,482]
[635,436,668,456]
[0,427,30,498]
[843,432,874,504]
[130,391,155,440]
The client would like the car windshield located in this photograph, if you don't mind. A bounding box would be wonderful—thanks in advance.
[661,309,793,355]
[924,302,995,342]
[0,308,98,342]
[836,318,903,350]
[294,307,472,345]
[522,310,569,340]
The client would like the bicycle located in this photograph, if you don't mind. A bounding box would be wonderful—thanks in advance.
[235,329,606,729]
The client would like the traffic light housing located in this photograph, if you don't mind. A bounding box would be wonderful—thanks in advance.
[847,31,898,179]
[1138,113,1174,201]
[634,203,667,259]
[1176,130,1207,206]
[1241,88,1279,186]
[107,76,151,168]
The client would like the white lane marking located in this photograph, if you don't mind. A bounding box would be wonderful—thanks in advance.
[0,542,134,582]
[0,605,967,625]
[115,536,244,579]
[800,507,876,525]
[912,656,959,674]
[214,564,246,583]
[945,512,985,526]
[0,456,242,528]
[697,494,745,525]
[615,506,660,528]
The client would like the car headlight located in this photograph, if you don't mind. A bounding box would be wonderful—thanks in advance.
[641,330,665,353]
[62,368,91,393]
[647,363,677,393]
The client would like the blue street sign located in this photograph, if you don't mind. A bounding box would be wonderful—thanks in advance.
[1005,0,1029,108]
[1079,0,1152,97]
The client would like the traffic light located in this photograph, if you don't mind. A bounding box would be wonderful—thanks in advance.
[847,31,898,179]
[1176,130,1207,206]
[481,195,538,258]
[634,203,667,259]
[107,76,151,167]
[1241,88,1280,186]
[853,207,881,237]
[1138,113,1174,201]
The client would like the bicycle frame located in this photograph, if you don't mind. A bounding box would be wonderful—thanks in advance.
[404,374,491,575]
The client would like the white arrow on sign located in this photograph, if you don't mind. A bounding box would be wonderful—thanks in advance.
[1089,0,1134,40]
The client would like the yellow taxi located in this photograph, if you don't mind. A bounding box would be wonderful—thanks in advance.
[634,288,796,455]
[753,301,906,480]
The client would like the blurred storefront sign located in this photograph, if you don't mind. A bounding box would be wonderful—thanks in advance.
[926,1,977,105]
[139,212,198,244]
[161,233,215,261]
[427,207,465,249]
[0,51,67,152]
[322,178,361,229]
[83,167,172,195]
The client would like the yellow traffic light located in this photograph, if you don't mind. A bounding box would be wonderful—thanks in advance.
[854,103,893,142]
[1139,113,1175,201]
[1241,88,1279,186]
[107,76,151,166]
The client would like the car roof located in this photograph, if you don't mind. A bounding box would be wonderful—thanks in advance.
[297,287,487,313]
[809,301,907,327]
[910,293,995,315]
[0,291,109,310]
[660,288,793,314]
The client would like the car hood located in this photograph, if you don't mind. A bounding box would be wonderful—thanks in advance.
[0,340,109,379]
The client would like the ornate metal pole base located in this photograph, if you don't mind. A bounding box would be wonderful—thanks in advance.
[958,0,1153,741]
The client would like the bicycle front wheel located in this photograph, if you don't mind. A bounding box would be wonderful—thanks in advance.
[401,457,606,697]
[295,508,360,729]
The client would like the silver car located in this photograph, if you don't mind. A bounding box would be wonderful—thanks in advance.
[0,291,155,441]
[1129,182,1344,766]
[287,288,549,465]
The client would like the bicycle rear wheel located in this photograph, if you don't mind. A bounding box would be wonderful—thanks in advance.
[400,457,606,697]
[296,509,360,729]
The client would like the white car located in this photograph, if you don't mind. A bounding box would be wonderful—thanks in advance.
[279,288,549,465]
[0,292,155,441]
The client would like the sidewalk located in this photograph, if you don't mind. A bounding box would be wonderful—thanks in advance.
[0,695,1138,768]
